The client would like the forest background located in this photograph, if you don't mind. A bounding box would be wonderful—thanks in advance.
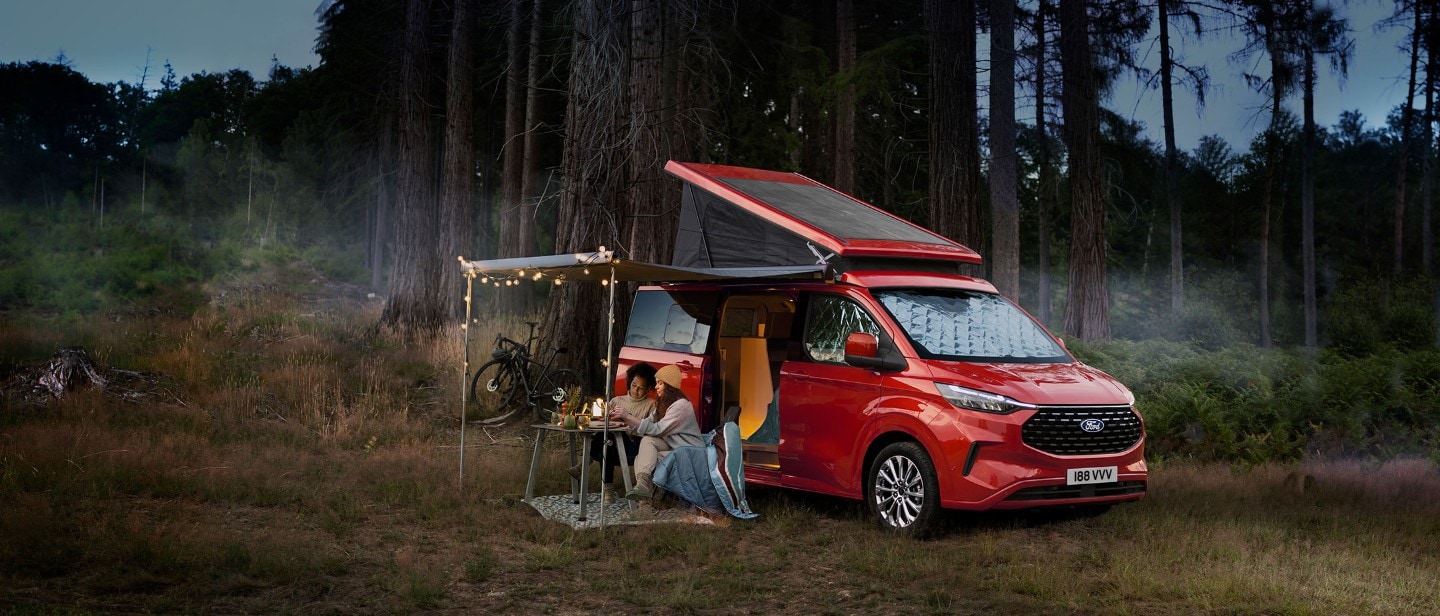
[3,0,1440,464]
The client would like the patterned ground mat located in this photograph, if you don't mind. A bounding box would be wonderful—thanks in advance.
[524,494,724,529]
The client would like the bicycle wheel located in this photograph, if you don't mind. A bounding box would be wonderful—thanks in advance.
[469,358,520,418]
[530,368,585,423]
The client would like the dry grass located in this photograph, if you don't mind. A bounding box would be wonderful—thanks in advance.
[3,273,1440,614]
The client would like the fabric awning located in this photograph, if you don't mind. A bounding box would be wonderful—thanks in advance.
[458,251,828,284]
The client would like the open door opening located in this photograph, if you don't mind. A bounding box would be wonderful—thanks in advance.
[716,294,795,469]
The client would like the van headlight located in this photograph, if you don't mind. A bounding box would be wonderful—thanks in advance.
[935,383,1035,415]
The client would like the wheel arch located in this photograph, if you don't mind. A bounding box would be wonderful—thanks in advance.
[862,430,935,496]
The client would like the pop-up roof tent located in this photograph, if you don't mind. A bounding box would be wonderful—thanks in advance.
[666,161,982,271]
[454,161,978,526]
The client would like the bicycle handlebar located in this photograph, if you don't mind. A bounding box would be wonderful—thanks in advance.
[492,328,565,363]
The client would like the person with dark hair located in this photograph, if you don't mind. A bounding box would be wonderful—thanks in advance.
[609,363,703,501]
[569,362,658,503]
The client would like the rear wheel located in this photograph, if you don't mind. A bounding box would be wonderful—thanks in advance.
[468,359,520,418]
[867,441,941,538]
[531,368,585,423]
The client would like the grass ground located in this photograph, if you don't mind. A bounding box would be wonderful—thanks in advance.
[2,266,1438,614]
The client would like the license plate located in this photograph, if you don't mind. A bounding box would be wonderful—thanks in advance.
[1067,466,1117,485]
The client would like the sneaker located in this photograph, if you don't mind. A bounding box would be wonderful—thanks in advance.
[600,489,623,505]
[624,485,653,501]
[568,462,584,480]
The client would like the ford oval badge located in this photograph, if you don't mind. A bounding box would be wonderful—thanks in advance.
[1079,418,1105,433]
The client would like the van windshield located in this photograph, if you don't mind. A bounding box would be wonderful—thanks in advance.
[873,289,1069,363]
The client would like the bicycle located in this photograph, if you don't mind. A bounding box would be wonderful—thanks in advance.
[469,321,586,423]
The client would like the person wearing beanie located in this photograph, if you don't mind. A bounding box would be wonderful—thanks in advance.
[608,363,703,501]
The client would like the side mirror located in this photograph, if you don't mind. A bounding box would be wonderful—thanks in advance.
[844,332,879,359]
[1055,337,1067,350]
[844,332,907,372]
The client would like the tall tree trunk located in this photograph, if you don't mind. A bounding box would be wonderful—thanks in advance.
[382,0,443,334]
[1060,0,1110,340]
[989,0,1019,298]
[371,126,392,293]
[1302,42,1318,346]
[515,0,546,314]
[439,0,476,321]
[1035,0,1053,327]
[1159,0,1183,314]
[541,0,629,386]
[834,0,857,193]
[498,0,528,313]
[1257,9,1286,349]
[1258,103,1279,348]
[1395,2,1422,275]
[625,0,672,265]
[1423,40,1435,276]
[925,0,982,262]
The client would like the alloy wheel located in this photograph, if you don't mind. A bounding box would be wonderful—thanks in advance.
[874,454,924,528]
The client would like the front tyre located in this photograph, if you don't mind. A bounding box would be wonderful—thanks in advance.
[531,368,584,423]
[867,441,941,538]
[468,359,519,418]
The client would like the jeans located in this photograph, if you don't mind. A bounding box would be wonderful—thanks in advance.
[588,431,640,484]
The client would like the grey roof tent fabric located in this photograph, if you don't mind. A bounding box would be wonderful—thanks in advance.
[672,183,821,269]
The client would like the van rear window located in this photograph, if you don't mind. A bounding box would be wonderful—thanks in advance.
[625,290,714,354]
[874,289,1069,363]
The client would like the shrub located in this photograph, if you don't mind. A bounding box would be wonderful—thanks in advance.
[1080,339,1440,462]
[1326,277,1437,355]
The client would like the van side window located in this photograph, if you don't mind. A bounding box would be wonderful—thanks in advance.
[625,290,714,354]
[804,295,881,364]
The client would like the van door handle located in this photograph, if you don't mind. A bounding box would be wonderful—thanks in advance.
[676,360,695,372]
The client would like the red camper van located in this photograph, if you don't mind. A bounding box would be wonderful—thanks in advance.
[616,162,1147,536]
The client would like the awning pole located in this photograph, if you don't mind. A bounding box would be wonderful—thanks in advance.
[604,264,617,408]
[599,263,618,529]
[459,265,474,488]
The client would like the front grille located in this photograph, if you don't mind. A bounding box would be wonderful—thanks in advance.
[1021,405,1142,455]
[1006,481,1147,502]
